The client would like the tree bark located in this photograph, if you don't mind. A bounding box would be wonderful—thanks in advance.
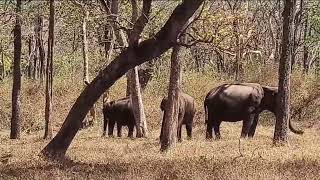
[33,20,39,80]
[160,45,181,151]
[126,0,151,137]
[11,0,22,139]
[82,10,89,83]
[129,67,148,137]
[303,7,310,74]
[273,0,295,145]
[40,0,204,159]
[0,40,5,80]
[37,15,46,84]
[44,0,54,140]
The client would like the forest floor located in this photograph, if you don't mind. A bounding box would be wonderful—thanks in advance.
[1,120,320,180]
[1,71,320,179]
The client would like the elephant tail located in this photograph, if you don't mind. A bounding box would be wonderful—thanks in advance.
[204,99,208,124]
[289,119,304,134]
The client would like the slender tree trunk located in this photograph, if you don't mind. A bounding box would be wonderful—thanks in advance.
[82,10,89,83]
[303,9,309,74]
[233,18,241,81]
[27,36,32,78]
[37,15,46,84]
[0,40,5,80]
[40,0,204,159]
[33,29,39,80]
[102,0,115,107]
[129,67,148,137]
[44,0,54,139]
[273,0,295,145]
[11,0,22,139]
[127,0,150,137]
[160,45,181,151]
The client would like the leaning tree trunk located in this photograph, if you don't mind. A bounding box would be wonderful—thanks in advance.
[273,0,295,145]
[160,45,181,151]
[44,0,54,140]
[40,0,204,159]
[11,0,22,139]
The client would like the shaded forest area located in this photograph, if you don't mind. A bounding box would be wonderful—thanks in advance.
[1,0,320,179]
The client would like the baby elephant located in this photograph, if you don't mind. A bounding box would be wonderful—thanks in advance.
[160,92,196,141]
[102,97,135,138]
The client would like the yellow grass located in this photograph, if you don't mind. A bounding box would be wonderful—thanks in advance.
[1,123,320,179]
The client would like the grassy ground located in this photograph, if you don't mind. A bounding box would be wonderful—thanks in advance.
[0,71,319,179]
[1,123,320,179]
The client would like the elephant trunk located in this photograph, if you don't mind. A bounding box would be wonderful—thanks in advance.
[289,119,304,134]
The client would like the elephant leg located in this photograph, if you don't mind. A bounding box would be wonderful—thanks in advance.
[206,110,214,139]
[177,124,183,142]
[206,122,213,139]
[128,125,134,138]
[186,123,192,140]
[102,118,107,137]
[248,114,259,137]
[213,120,221,139]
[241,114,254,138]
[177,111,184,142]
[108,120,115,137]
[117,123,122,137]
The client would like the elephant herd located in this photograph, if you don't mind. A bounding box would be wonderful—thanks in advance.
[102,83,303,140]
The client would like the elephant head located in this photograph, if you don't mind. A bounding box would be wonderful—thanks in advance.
[261,86,278,113]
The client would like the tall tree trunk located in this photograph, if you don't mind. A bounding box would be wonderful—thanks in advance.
[44,0,55,139]
[303,7,310,74]
[11,0,22,139]
[37,15,46,84]
[27,36,32,78]
[102,0,115,106]
[160,45,181,151]
[40,0,204,159]
[129,67,148,137]
[233,18,241,81]
[33,26,39,80]
[127,0,150,137]
[0,40,5,80]
[273,0,295,145]
[82,10,89,83]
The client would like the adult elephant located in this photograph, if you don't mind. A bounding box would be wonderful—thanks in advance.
[102,97,135,138]
[160,92,196,141]
[204,83,303,139]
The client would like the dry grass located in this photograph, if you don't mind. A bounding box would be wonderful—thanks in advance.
[1,123,320,180]
[1,70,320,179]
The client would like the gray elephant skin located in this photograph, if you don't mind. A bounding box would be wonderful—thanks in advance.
[160,92,197,141]
[204,83,303,139]
[102,97,135,138]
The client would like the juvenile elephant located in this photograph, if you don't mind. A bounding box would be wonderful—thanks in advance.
[160,92,196,141]
[204,83,303,139]
[102,97,135,138]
